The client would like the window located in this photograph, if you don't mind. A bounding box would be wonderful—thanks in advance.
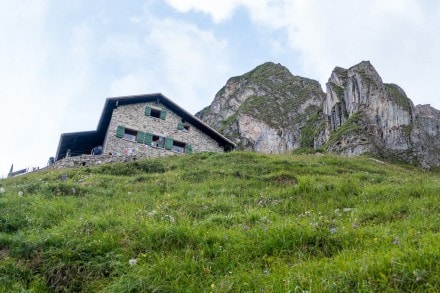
[116,126,192,153]
[172,140,185,153]
[151,135,165,148]
[115,125,138,142]
[164,137,192,153]
[177,122,191,131]
[123,128,137,141]
[145,106,167,120]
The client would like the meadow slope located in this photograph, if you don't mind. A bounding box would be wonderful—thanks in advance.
[0,152,439,292]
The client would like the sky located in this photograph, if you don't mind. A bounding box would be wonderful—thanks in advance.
[1,0,439,178]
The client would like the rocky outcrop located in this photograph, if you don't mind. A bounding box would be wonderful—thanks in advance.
[196,62,326,152]
[197,61,440,168]
[323,61,439,168]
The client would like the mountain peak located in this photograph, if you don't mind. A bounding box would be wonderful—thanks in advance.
[242,62,294,83]
[197,61,440,168]
[349,60,383,84]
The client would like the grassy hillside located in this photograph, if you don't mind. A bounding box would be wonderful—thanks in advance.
[0,152,439,292]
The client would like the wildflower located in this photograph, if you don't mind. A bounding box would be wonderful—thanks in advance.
[148,210,157,216]
[330,227,337,234]
[343,208,355,212]
[392,236,400,245]
[352,223,358,229]
[18,191,23,196]
[263,268,270,275]
[0,187,5,194]
[163,214,175,223]
[71,187,76,194]
[129,258,137,266]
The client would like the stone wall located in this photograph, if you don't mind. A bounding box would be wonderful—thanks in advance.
[104,102,224,157]
[52,152,181,169]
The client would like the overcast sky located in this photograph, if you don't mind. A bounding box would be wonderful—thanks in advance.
[1,0,439,178]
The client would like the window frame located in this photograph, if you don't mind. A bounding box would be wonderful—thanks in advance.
[122,128,138,142]
[145,106,167,120]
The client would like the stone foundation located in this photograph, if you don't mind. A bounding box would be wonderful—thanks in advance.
[52,152,182,169]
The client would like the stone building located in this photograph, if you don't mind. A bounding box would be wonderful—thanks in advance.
[55,93,235,162]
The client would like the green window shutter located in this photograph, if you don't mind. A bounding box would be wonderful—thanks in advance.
[185,144,193,154]
[145,106,152,116]
[116,125,125,138]
[144,133,153,145]
[165,137,174,150]
[160,110,167,120]
[177,122,184,130]
[136,131,145,143]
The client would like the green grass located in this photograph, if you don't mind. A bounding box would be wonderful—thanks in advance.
[385,83,412,111]
[324,111,363,149]
[0,152,439,292]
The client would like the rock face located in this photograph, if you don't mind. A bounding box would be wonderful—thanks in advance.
[323,61,439,168]
[197,62,326,153]
[197,61,440,168]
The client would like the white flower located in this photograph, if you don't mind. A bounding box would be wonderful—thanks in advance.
[0,187,5,194]
[148,210,157,217]
[18,191,23,196]
[163,215,175,223]
[343,208,355,212]
[129,258,137,266]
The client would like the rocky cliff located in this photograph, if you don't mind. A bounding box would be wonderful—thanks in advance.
[196,61,440,168]
[197,62,326,153]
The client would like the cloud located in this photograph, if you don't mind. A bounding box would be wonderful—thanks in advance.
[1,0,439,177]
[163,0,249,23]
[165,0,440,109]
[108,13,231,113]
[0,1,234,176]
[0,0,60,176]
[0,1,102,176]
